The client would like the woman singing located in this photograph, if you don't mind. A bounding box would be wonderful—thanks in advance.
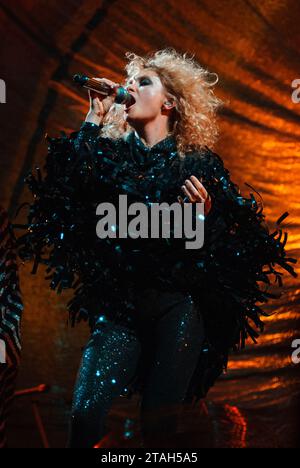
[15,48,297,448]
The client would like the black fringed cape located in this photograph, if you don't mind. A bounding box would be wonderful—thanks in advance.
[13,121,298,405]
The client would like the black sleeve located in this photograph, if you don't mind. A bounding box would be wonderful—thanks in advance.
[203,148,262,243]
[72,121,103,153]
[42,120,108,188]
[13,121,108,293]
[205,147,297,280]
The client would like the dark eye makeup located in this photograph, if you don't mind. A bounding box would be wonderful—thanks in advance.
[139,76,152,86]
[126,75,152,87]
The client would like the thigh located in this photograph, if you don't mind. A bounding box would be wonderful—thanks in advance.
[68,320,142,447]
[72,319,142,414]
[141,294,205,408]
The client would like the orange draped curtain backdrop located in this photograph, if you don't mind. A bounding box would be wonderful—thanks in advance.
[0,0,299,447]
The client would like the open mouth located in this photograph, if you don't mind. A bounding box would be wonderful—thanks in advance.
[125,94,136,110]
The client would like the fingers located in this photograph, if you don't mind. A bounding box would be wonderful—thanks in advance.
[181,175,207,203]
[92,77,119,90]
[178,174,213,216]
[101,95,116,114]
[88,78,118,102]
[88,89,100,102]
[179,175,212,215]
[190,175,208,199]
[87,77,119,122]
[88,88,99,103]
[181,183,196,202]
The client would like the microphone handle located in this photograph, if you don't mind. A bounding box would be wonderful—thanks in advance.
[73,73,133,106]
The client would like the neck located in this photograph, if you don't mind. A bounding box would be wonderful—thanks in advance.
[132,118,172,148]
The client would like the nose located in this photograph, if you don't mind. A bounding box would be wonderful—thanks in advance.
[125,81,137,94]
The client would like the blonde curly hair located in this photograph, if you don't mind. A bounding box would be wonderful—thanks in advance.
[100,47,225,158]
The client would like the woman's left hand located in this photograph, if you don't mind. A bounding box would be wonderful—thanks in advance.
[177,175,212,216]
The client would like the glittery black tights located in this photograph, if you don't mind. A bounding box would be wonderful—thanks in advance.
[67,290,205,448]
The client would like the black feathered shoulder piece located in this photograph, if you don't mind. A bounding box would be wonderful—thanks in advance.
[177,145,298,347]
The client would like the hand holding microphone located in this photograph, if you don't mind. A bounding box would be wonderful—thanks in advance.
[73,74,134,125]
[87,77,118,125]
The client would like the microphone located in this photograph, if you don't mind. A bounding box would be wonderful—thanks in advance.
[73,73,135,107]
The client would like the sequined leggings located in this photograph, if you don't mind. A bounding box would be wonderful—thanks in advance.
[67,290,205,448]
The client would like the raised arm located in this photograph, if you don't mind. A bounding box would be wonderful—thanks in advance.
[73,76,118,153]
